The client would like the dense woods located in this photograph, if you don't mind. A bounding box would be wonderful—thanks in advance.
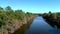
[0,6,36,34]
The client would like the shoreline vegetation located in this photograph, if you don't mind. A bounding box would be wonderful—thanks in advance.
[12,17,34,34]
[0,6,36,34]
[43,11,60,29]
[0,6,60,34]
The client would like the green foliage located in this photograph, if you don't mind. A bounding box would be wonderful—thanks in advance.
[0,6,34,27]
[15,10,25,21]
[5,6,13,12]
[55,12,60,19]
[26,12,33,17]
[0,8,7,26]
[43,11,57,19]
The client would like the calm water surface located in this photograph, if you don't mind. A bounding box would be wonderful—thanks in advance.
[25,16,60,34]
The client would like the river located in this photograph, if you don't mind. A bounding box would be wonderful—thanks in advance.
[13,16,60,34]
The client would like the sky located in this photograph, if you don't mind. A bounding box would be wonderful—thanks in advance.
[0,0,60,13]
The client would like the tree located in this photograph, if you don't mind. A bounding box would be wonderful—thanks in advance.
[0,7,4,11]
[15,10,25,21]
[5,6,13,12]
[0,7,8,27]
[49,11,51,14]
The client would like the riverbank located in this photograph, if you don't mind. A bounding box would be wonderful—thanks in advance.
[12,16,34,34]
[43,15,60,29]
[0,6,37,34]
[6,16,35,34]
[42,11,60,29]
[1,15,36,34]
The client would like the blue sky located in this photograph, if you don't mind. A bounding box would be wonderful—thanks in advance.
[0,0,60,13]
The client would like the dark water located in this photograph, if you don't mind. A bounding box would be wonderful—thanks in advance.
[25,16,60,34]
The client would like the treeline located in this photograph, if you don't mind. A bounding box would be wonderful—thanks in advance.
[0,6,36,34]
[43,11,60,28]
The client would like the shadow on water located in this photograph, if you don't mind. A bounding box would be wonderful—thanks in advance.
[13,16,60,34]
